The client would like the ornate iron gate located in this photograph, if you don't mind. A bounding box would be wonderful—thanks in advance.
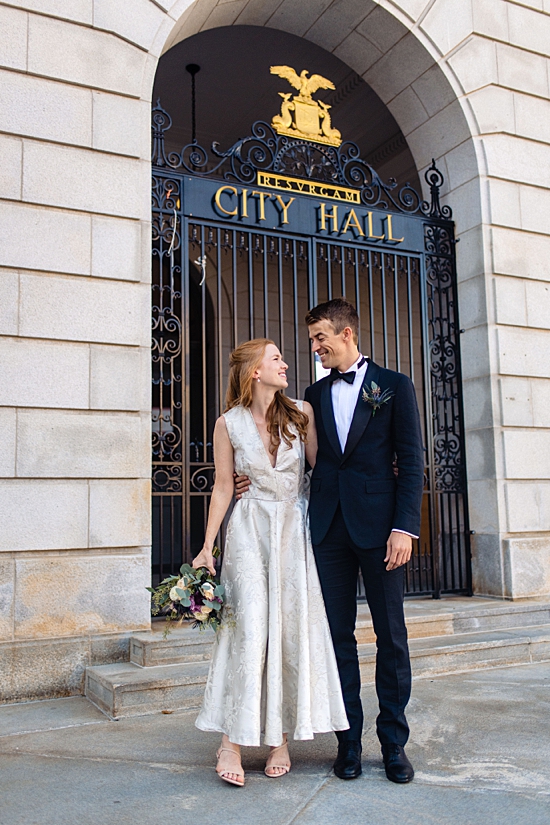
[151,102,471,597]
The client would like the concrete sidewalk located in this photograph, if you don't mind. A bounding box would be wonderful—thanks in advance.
[1,662,549,825]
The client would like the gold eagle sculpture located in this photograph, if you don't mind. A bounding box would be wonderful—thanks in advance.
[269,65,342,147]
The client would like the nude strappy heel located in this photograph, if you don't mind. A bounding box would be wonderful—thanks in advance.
[216,746,245,787]
[264,741,291,778]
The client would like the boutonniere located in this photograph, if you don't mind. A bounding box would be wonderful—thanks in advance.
[362,381,394,415]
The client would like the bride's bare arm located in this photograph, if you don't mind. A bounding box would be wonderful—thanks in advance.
[303,400,318,469]
[192,417,234,575]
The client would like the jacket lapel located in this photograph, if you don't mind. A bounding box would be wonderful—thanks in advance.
[320,377,343,458]
[342,360,381,462]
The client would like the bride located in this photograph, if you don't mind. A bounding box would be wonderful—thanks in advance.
[192,338,348,786]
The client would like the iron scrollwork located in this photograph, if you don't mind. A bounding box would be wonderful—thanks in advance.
[151,100,448,218]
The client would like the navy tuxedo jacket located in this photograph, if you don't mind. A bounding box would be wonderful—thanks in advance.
[304,359,425,549]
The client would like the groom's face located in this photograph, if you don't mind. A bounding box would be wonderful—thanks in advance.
[308,320,350,370]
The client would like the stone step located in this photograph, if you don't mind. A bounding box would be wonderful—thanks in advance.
[85,622,550,719]
[130,598,550,667]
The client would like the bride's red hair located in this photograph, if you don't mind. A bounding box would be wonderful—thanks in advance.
[225,338,308,454]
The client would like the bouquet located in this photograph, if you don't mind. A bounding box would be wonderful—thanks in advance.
[147,546,225,634]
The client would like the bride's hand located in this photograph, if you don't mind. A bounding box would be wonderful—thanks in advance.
[192,546,216,576]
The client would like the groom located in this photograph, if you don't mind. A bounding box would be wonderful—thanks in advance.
[302,298,424,783]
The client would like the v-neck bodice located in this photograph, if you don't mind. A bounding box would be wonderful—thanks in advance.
[223,404,305,501]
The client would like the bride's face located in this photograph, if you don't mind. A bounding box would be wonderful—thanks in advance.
[255,344,288,389]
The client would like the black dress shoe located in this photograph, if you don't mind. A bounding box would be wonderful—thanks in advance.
[381,744,414,783]
[333,741,362,780]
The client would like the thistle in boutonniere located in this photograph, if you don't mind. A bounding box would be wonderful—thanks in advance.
[362,381,394,415]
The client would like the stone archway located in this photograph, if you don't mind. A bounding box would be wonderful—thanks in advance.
[149,0,492,594]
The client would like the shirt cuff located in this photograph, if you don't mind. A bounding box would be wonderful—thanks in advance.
[391,528,419,540]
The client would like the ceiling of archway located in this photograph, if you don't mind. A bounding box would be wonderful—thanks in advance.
[153,25,420,193]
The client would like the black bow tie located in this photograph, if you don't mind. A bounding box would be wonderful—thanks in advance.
[329,357,367,385]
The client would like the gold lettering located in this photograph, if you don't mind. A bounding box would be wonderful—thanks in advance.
[320,202,339,233]
[341,209,365,236]
[241,188,249,218]
[251,190,272,221]
[367,211,385,240]
[274,195,295,224]
[214,185,238,216]
[385,214,404,243]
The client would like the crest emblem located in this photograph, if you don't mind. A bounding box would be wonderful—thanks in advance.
[270,66,342,147]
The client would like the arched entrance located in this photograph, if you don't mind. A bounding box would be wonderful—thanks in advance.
[151,23,472,598]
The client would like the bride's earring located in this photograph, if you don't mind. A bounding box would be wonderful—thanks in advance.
[256,377,260,382]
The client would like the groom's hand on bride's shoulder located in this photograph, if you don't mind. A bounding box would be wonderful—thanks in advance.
[385,531,413,571]
[234,472,251,500]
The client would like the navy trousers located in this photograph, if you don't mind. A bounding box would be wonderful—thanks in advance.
[313,505,411,745]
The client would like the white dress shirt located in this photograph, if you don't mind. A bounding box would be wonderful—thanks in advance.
[330,354,418,540]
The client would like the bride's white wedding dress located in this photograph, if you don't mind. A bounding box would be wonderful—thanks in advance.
[195,403,349,747]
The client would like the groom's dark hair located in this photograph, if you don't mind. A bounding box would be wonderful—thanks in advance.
[305,298,359,344]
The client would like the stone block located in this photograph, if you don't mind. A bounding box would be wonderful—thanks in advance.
[456,274,487,331]
[0,637,90,702]
[447,37,498,94]
[93,0,166,51]
[0,69,92,146]
[472,0,510,40]
[195,0,249,34]
[306,0,375,52]
[412,63,458,119]
[0,408,16,477]
[89,479,151,548]
[16,409,146,478]
[503,537,550,598]
[0,337,89,408]
[421,0,472,55]
[0,4,27,71]
[22,141,142,219]
[499,376,533,427]
[532,378,550,427]
[14,553,150,639]
[457,320,491,380]
[0,202,91,274]
[466,479,500,535]
[90,632,132,665]
[0,557,14,641]
[505,481,550,531]
[463,376,495,431]
[364,32,435,102]
[444,176,483,236]
[8,1,92,23]
[466,85,515,135]
[470,532,504,597]
[333,30,383,77]
[518,184,550,236]
[91,216,141,281]
[386,85,429,136]
[27,14,146,97]
[455,224,485,281]
[514,91,550,145]
[503,429,550,479]
[19,273,145,345]
[163,0,218,50]
[525,280,550,330]
[357,3,406,54]
[494,275,527,326]
[406,102,472,178]
[0,480,88,551]
[92,93,146,158]
[508,2,550,56]
[266,0,334,37]
[497,42,549,97]
[484,134,550,189]
[90,344,143,411]
[0,269,19,335]
[491,226,550,282]
[464,427,497,482]
[0,135,22,200]
[488,178,521,229]
[498,326,550,377]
